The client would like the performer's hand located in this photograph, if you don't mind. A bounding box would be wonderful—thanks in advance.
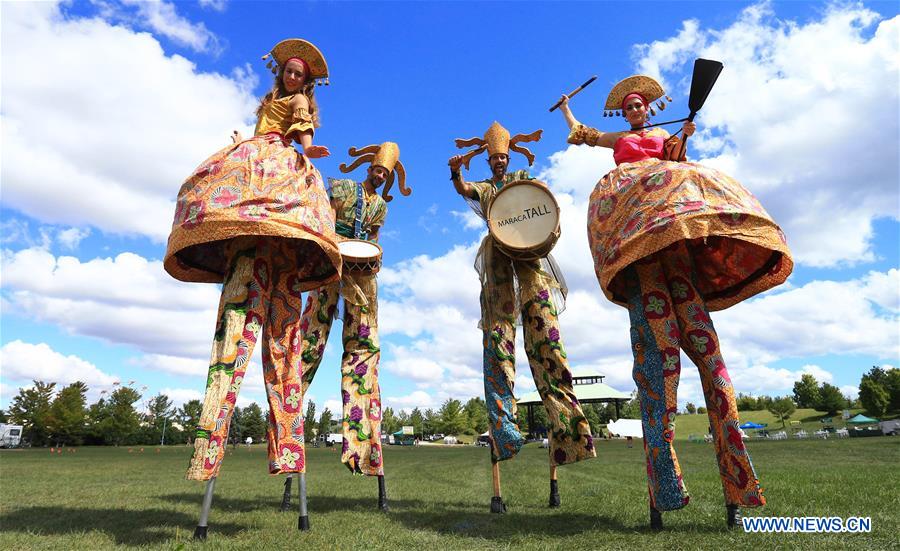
[558,94,571,112]
[682,121,696,137]
[305,145,331,159]
[231,130,243,143]
[448,155,464,171]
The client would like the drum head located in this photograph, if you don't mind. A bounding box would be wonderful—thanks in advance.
[488,180,560,250]
[338,239,382,260]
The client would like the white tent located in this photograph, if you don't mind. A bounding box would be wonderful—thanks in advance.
[607,419,643,438]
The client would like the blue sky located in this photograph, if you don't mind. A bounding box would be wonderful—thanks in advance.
[2,1,898,416]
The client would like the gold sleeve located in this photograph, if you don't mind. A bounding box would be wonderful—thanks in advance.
[567,124,603,147]
[286,107,315,139]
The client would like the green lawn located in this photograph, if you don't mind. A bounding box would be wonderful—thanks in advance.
[1,438,898,550]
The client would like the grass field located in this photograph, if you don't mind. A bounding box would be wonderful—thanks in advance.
[1,438,898,550]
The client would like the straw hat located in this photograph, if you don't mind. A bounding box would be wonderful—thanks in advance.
[262,38,329,85]
[603,75,672,117]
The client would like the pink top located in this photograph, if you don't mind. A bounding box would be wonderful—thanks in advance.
[613,132,666,165]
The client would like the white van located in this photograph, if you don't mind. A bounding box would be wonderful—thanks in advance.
[0,424,24,448]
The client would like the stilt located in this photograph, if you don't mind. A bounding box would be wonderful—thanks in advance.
[490,461,506,514]
[193,477,217,540]
[297,472,310,531]
[726,504,742,529]
[649,504,663,531]
[280,474,293,512]
[377,474,389,511]
[548,464,560,508]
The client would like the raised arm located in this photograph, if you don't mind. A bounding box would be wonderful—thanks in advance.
[558,94,625,149]
[448,155,477,200]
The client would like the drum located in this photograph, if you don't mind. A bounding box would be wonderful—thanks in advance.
[338,238,383,275]
[487,179,560,260]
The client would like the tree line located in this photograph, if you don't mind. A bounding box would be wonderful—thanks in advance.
[2,367,895,446]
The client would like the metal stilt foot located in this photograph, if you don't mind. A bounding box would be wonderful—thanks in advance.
[193,477,216,540]
[280,474,293,512]
[490,496,507,514]
[548,478,560,508]
[297,472,310,531]
[650,505,663,530]
[377,475,389,512]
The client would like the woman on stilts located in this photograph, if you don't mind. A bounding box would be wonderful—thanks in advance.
[557,72,792,529]
[163,38,341,538]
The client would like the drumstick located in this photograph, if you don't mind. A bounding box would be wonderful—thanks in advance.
[549,76,597,112]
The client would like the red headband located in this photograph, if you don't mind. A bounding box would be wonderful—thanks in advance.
[622,93,648,110]
[284,57,309,74]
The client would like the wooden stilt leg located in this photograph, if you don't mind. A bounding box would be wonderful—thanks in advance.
[193,477,216,540]
[297,472,310,531]
[377,474,389,511]
[490,462,506,514]
[280,474,293,512]
[548,464,560,508]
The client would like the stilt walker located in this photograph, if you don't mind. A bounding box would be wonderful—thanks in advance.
[284,142,411,525]
[449,122,596,513]
[163,38,341,539]
[556,61,793,528]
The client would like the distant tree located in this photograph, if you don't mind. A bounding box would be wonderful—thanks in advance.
[381,407,397,435]
[0,409,8,423]
[756,395,774,411]
[817,383,847,415]
[859,367,900,415]
[303,401,317,442]
[8,381,56,446]
[242,403,266,442]
[147,394,174,425]
[685,402,697,415]
[463,397,488,433]
[793,374,821,409]
[47,381,88,446]
[438,398,467,435]
[859,379,889,417]
[885,368,900,412]
[583,403,602,435]
[767,397,796,429]
[736,393,757,412]
[317,407,333,438]
[421,409,438,435]
[227,405,244,446]
[409,407,425,436]
[145,393,175,444]
[177,399,202,443]
[620,394,641,419]
[100,387,142,445]
[697,406,708,414]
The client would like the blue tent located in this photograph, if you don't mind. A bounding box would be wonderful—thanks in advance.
[847,414,878,424]
[739,422,767,429]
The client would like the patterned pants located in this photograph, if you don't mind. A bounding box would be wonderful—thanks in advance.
[482,256,595,466]
[625,241,765,511]
[187,237,308,480]
[299,274,384,475]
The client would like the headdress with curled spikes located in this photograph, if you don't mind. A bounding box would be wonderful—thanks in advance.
[338,142,411,202]
[454,121,542,170]
[261,38,330,86]
[602,75,673,118]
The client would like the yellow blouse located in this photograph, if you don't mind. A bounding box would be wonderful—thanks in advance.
[253,95,315,139]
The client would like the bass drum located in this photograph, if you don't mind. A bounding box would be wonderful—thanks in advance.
[487,179,560,260]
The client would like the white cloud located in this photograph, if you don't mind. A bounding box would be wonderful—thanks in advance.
[450,210,484,231]
[56,228,91,250]
[0,340,119,401]
[1,2,257,242]
[198,0,228,12]
[384,390,439,412]
[120,0,221,53]
[628,4,899,267]
[1,247,219,358]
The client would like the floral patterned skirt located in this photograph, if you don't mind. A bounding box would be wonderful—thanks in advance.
[587,159,792,311]
[164,134,341,292]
